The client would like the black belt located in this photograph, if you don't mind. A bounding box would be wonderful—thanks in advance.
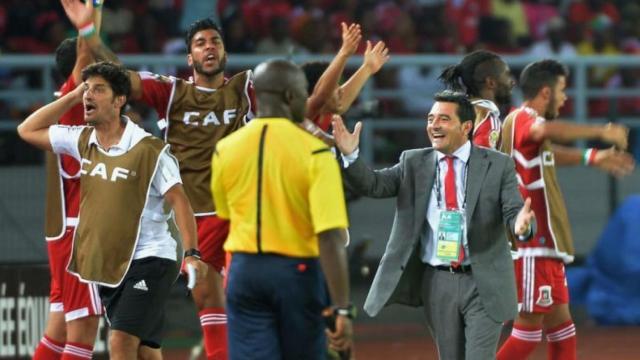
[429,264,472,273]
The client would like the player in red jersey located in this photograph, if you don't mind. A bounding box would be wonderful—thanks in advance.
[34,2,106,359]
[439,50,514,150]
[497,59,635,360]
[61,2,358,359]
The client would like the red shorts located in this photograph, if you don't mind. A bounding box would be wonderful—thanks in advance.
[47,226,104,321]
[197,215,230,273]
[515,256,569,314]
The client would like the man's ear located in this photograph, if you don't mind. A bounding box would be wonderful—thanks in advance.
[541,86,551,101]
[462,120,473,136]
[485,76,496,90]
[114,95,127,109]
[187,53,193,67]
[283,89,293,104]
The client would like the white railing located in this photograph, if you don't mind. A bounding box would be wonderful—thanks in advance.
[2,54,639,162]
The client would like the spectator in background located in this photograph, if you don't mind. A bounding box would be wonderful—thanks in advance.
[528,16,577,58]
[477,16,521,54]
[256,16,307,55]
[445,0,491,51]
[523,0,560,42]
[490,0,530,46]
[222,13,255,53]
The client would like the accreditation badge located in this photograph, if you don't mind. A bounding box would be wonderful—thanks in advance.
[435,210,465,262]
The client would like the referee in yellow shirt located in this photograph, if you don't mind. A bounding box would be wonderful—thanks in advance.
[211,59,353,360]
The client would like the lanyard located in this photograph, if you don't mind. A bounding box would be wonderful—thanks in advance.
[434,155,470,210]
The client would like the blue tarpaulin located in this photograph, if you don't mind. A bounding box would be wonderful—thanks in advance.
[567,195,640,325]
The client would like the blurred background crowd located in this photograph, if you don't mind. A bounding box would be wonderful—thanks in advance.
[1,0,640,164]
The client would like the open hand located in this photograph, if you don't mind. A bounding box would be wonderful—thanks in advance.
[593,147,636,177]
[339,22,362,57]
[363,40,390,74]
[601,123,629,151]
[332,115,362,156]
[61,0,94,29]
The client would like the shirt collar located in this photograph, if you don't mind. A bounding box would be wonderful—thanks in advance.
[436,140,471,164]
[88,116,134,151]
[471,99,500,119]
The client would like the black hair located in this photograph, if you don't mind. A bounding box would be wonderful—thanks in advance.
[439,50,503,97]
[81,61,131,109]
[433,90,476,133]
[55,38,77,80]
[185,18,223,53]
[519,59,568,100]
[300,61,330,94]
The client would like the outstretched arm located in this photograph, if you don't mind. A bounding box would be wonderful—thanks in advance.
[529,120,629,150]
[306,22,361,120]
[17,83,85,150]
[552,144,635,177]
[337,40,389,114]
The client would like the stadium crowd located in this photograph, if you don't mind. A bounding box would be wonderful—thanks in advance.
[1,0,639,162]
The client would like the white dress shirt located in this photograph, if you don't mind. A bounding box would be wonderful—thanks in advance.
[342,141,472,266]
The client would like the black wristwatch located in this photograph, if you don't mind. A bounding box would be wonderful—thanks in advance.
[333,304,357,319]
[184,248,201,260]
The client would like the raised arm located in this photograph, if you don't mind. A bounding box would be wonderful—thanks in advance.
[529,120,630,150]
[61,0,144,99]
[69,0,106,83]
[306,22,361,120]
[17,83,85,151]
[337,40,389,114]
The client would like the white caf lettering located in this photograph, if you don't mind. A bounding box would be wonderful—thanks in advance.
[80,159,131,182]
[182,109,237,126]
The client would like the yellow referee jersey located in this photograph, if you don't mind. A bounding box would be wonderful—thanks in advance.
[211,118,348,258]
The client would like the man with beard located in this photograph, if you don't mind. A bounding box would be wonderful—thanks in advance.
[439,50,514,150]
[60,2,355,358]
[497,59,635,360]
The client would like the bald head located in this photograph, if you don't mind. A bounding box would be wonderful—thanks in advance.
[254,59,308,123]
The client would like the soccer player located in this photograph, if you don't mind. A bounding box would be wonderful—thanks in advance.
[18,61,207,360]
[59,2,360,358]
[439,50,514,149]
[34,2,106,359]
[497,59,635,360]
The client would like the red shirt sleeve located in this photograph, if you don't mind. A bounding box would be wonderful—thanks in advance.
[138,71,174,119]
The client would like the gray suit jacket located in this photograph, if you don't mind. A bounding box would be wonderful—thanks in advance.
[344,145,522,322]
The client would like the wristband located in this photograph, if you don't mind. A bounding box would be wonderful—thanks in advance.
[333,304,357,319]
[184,248,202,260]
[583,148,598,166]
[79,22,96,38]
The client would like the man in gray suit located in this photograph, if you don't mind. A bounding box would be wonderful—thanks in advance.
[332,90,535,360]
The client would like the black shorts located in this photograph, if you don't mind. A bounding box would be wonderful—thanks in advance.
[99,257,177,348]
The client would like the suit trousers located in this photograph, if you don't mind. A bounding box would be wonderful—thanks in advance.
[421,265,502,360]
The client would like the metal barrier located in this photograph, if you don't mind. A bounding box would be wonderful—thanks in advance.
[1,54,639,162]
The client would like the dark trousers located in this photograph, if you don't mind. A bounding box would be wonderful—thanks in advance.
[226,253,326,360]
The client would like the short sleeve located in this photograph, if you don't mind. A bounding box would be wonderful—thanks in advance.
[515,112,544,148]
[211,149,230,219]
[308,148,349,234]
[151,148,182,196]
[139,71,174,120]
[49,125,85,161]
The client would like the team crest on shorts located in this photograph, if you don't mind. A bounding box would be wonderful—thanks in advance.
[536,285,553,307]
